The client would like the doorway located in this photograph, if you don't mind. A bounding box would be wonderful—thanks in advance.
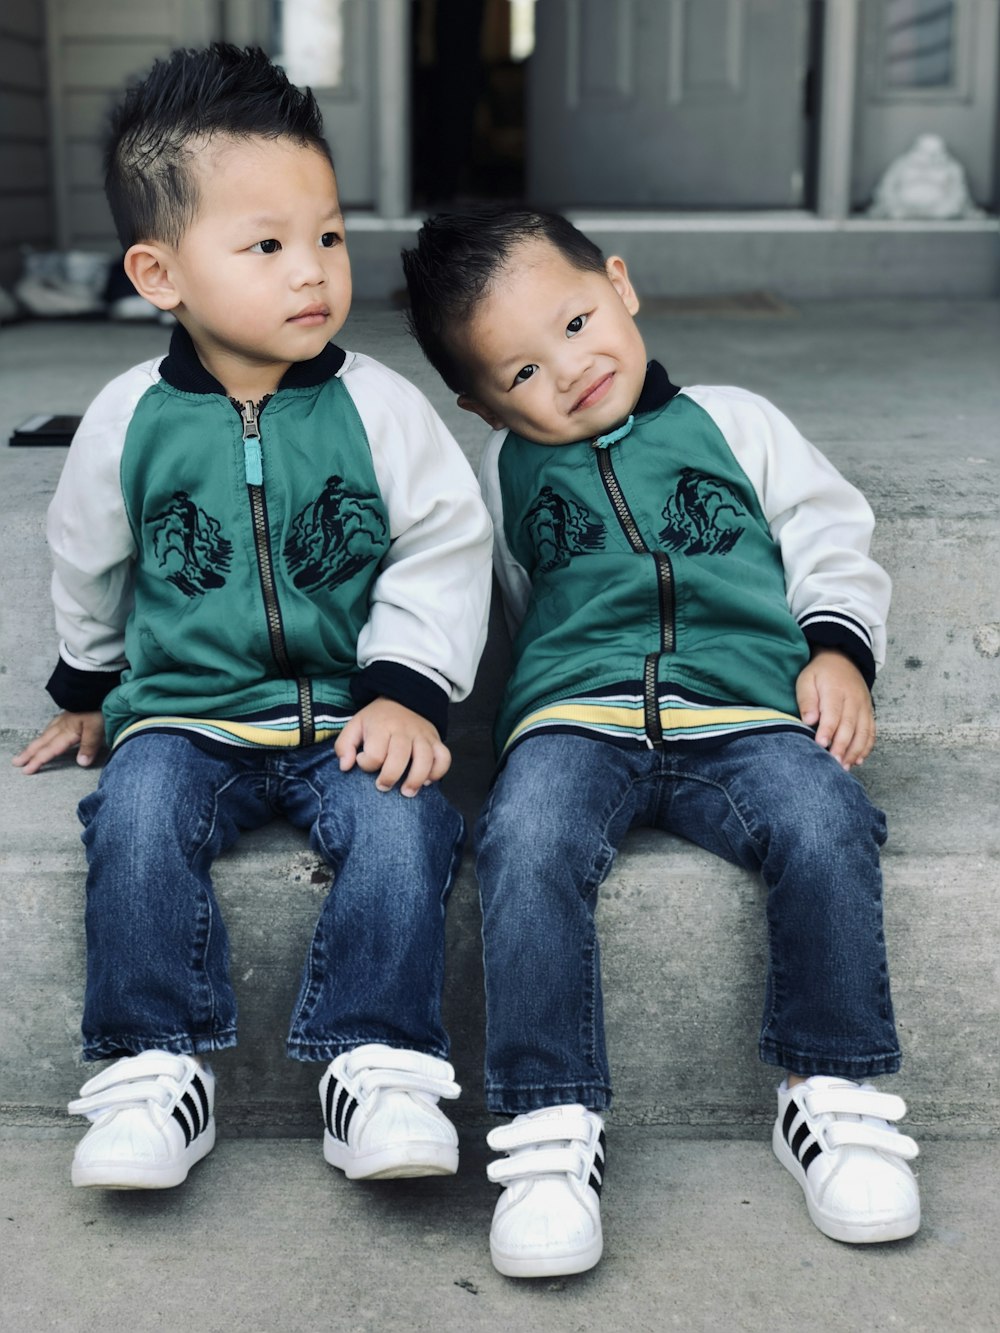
[409,0,816,211]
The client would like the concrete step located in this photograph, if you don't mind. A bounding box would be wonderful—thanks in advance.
[3,732,997,1132]
[2,302,998,1136]
[344,213,1000,300]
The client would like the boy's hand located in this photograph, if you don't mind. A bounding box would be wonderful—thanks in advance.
[12,711,106,775]
[796,649,875,770]
[335,698,451,797]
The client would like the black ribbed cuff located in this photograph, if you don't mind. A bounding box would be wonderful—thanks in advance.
[350,661,450,739]
[46,657,121,712]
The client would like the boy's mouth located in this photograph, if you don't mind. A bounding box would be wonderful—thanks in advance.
[571,373,614,413]
[288,305,330,325]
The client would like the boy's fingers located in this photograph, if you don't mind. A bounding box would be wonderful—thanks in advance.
[828,709,862,768]
[16,733,70,775]
[77,721,105,766]
[401,737,435,796]
[335,717,365,770]
[428,742,452,783]
[374,734,413,792]
[796,674,821,726]
[845,714,876,768]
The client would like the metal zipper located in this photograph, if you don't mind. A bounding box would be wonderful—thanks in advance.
[236,397,315,746]
[594,444,674,747]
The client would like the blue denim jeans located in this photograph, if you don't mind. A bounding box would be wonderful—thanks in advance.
[474,732,900,1114]
[77,734,464,1063]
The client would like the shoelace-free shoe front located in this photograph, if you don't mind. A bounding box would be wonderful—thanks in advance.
[68,1051,215,1189]
[486,1105,605,1277]
[774,1077,920,1243]
[320,1043,460,1179]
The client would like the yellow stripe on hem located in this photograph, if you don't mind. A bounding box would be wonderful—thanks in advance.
[504,700,803,750]
[112,716,345,750]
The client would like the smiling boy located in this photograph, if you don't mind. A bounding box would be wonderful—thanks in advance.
[14,46,492,1191]
[403,209,919,1277]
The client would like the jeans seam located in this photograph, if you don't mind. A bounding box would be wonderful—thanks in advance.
[188,772,249,1041]
[286,774,343,1037]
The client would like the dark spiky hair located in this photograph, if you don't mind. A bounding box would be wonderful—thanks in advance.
[401,207,607,393]
[104,43,334,248]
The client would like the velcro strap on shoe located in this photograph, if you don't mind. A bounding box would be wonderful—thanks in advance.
[68,1077,177,1120]
[803,1088,907,1122]
[487,1113,595,1154]
[487,1145,586,1184]
[823,1122,920,1159]
[342,1045,460,1100]
[358,1067,461,1100]
[73,1053,193,1099]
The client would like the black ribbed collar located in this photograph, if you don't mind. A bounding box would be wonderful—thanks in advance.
[158,322,348,395]
[634,360,682,416]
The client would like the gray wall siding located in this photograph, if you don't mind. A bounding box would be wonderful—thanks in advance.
[46,0,214,253]
[0,0,54,289]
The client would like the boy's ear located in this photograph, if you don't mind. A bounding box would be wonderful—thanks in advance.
[457,394,507,431]
[606,255,640,316]
[122,243,182,311]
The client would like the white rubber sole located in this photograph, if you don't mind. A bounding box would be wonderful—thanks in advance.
[323,1131,457,1180]
[772,1123,920,1243]
[490,1232,603,1279]
[71,1120,216,1190]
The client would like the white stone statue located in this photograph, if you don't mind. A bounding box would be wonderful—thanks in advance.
[868,134,984,220]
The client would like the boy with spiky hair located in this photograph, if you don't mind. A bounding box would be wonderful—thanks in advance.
[403,208,919,1277]
[15,45,492,1191]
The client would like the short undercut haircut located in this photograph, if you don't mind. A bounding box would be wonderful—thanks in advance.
[402,207,607,393]
[105,43,334,249]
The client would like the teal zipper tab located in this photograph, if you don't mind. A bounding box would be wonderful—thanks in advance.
[239,400,263,485]
[243,437,263,486]
[592,415,634,450]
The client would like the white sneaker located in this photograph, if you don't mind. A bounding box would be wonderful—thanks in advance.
[68,1051,215,1189]
[319,1044,460,1180]
[773,1076,920,1243]
[486,1104,605,1278]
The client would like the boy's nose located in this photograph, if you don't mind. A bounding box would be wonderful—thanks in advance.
[290,248,327,288]
[555,347,593,394]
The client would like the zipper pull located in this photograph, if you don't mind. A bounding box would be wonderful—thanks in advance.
[240,400,263,486]
[592,415,634,450]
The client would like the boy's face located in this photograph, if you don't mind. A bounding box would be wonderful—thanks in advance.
[131,136,350,399]
[457,238,647,446]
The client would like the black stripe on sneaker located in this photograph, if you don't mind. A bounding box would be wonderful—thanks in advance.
[782,1100,823,1175]
[342,1096,358,1143]
[782,1102,799,1141]
[589,1129,607,1196]
[191,1073,210,1128]
[334,1085,350,1140]
[800,1141,822,1173]
[171,1104,193,1146]
[325,1081,359,1143]
[181,1090,202,1137]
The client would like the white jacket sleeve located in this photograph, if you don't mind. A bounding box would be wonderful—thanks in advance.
[46,361,161,675]
[340,354,493,701]
[683,385,891,674]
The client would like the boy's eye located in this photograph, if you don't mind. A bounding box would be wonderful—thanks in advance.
[250,239,281,254]
[320,232,340,248]
[566,314,588,335]
[512,364,538,386]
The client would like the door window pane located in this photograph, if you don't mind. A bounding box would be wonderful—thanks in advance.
[273,0,345,88]
[883,0,955,88]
